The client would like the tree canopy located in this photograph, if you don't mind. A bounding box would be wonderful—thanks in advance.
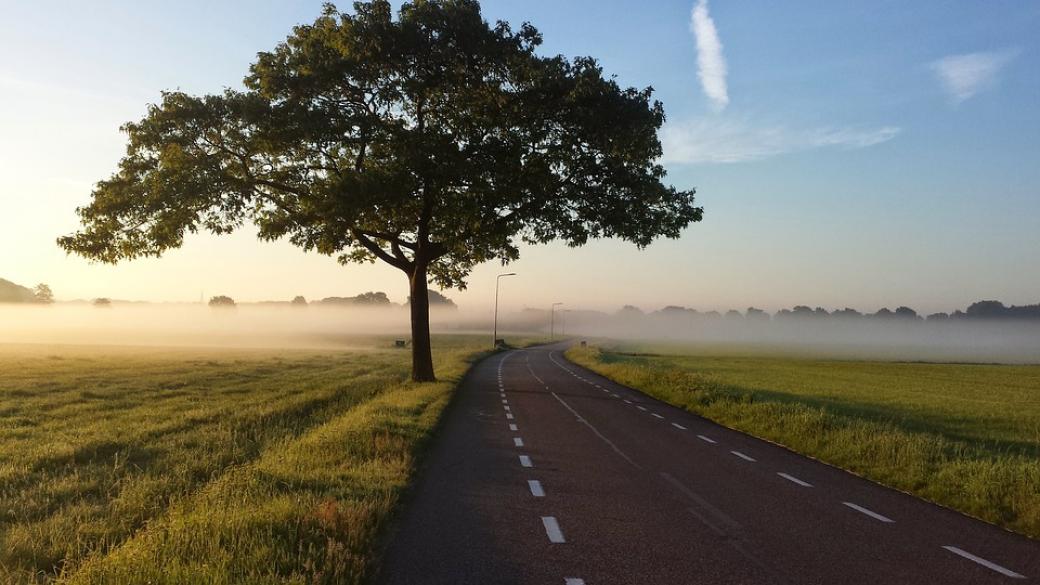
[58,0,702,380]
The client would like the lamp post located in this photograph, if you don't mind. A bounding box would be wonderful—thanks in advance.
[562,309,572,337]
[493,273,517,348]
[550,302,563,340]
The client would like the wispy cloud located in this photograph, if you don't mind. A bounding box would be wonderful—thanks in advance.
[931,50,1018,103]
[661,117,901,164]
[690,0,728,110]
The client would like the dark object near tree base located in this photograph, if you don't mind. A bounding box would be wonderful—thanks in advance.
[581,340,587,348]
[495,339,507,348]
[395,340,407,348]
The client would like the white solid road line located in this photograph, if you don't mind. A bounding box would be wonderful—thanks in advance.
[731,450,756,462]
[942,546,1026,579]
[777,472,813,487]
[672,423,687,430]
[509,423,518,431]
[514,437,524,447]
[697,434,717,444]
[842,502,894,523]
[542,516,566,543]
[519,455,533,467]
[528,479,545,497]
[565,579,586,585]
[651,413,664,419]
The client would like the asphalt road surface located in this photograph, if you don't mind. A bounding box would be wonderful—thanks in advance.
[378,343,1039,584]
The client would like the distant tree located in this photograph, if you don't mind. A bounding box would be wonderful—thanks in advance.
[354,291,392,305]
[209,295,236,308]
[428,290,457,309]
[894,306,920,320]
[791,306,815,318]
[56,1,702,382]
[965,300,1008,319]
[873,307,894,319]
[291,295,308,306]
[33,283,54,304]
[926,312,950,321]
[93,297,112,307]
[746,307,769,321]
[701,310,721,320]
[775,308,793,319]
[725,309,744,320]
[832,307,862,318]
[617,305,645,317]
[813,307,829,317]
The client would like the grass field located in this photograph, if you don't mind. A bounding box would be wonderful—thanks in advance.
[566,342,1040,539]
[0,337,490,584]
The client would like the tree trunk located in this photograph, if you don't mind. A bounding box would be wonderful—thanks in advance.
[408,264,436,382]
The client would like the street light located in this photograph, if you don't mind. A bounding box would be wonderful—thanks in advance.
[562,309,572,337]
[493,273,517,348]
[550,302,563,340]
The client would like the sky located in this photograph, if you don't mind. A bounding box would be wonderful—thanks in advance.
[1,0,1038,315]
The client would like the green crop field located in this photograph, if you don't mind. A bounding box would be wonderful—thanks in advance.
[566,342,1040,539]
[0,337,490,584]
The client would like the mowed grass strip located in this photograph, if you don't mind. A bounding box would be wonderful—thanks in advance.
[0,338,485,584]
[566,344,1040,539]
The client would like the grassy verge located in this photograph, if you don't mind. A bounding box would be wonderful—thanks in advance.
[0,337,487,584]
[566,343,1040,539]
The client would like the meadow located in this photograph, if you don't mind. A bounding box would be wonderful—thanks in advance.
[566,342,1040,539]
[0,337,489,584]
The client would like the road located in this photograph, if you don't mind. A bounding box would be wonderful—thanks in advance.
[378,343,1039,584]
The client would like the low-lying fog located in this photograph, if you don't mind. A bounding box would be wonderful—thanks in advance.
[1,303,1038,363]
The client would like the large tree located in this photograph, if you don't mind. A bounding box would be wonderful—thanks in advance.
[58,0,702,381]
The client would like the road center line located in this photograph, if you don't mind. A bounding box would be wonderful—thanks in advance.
[697,434,717,444]
[842,502,894,523]
[672,422,687,430]
[942,546,1025,579]
[623,399,632,404]
[509,423,518,431]
[564,579,586,585]
[514,437,524,447]
[519,455,533,467]
[541,516,566,543]
[777,472,813,487]
[636,405,648,411]
[528,479,545,497]
[551,391,640,468]
[730,450,756,462]
[506,413,514,419]
[651,413,664,419]
[503,405,511,412]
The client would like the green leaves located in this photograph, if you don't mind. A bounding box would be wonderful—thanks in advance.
[60,0,702,288]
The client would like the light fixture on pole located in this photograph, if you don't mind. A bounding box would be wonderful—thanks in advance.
[550,302,563,340]
[493,273,517,348]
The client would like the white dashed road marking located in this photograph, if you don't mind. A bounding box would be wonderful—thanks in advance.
[519,455,533,468]
[842,502,894,523]
[528,479,545,497]
[503,405,511,412]
[514,437,524,447]
[542,516,566,543]
[777,472,813,487]
[731,450,756,462]
[651,413,664,419]
[565,579,586,585]
[672,423,687,430]
[636,405,648,412]
[509,423,518,431]
[942,546,1025,579]
[697,435,717,444]
[506,413,514,420]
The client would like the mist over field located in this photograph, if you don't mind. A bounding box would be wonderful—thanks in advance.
[2,302,1038,363]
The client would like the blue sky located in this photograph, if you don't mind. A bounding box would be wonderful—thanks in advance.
[1,1,1038,313]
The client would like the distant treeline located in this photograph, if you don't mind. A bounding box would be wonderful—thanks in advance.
[620,300,1040,322]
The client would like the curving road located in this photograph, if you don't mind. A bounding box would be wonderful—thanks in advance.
[378,343,1039,584]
